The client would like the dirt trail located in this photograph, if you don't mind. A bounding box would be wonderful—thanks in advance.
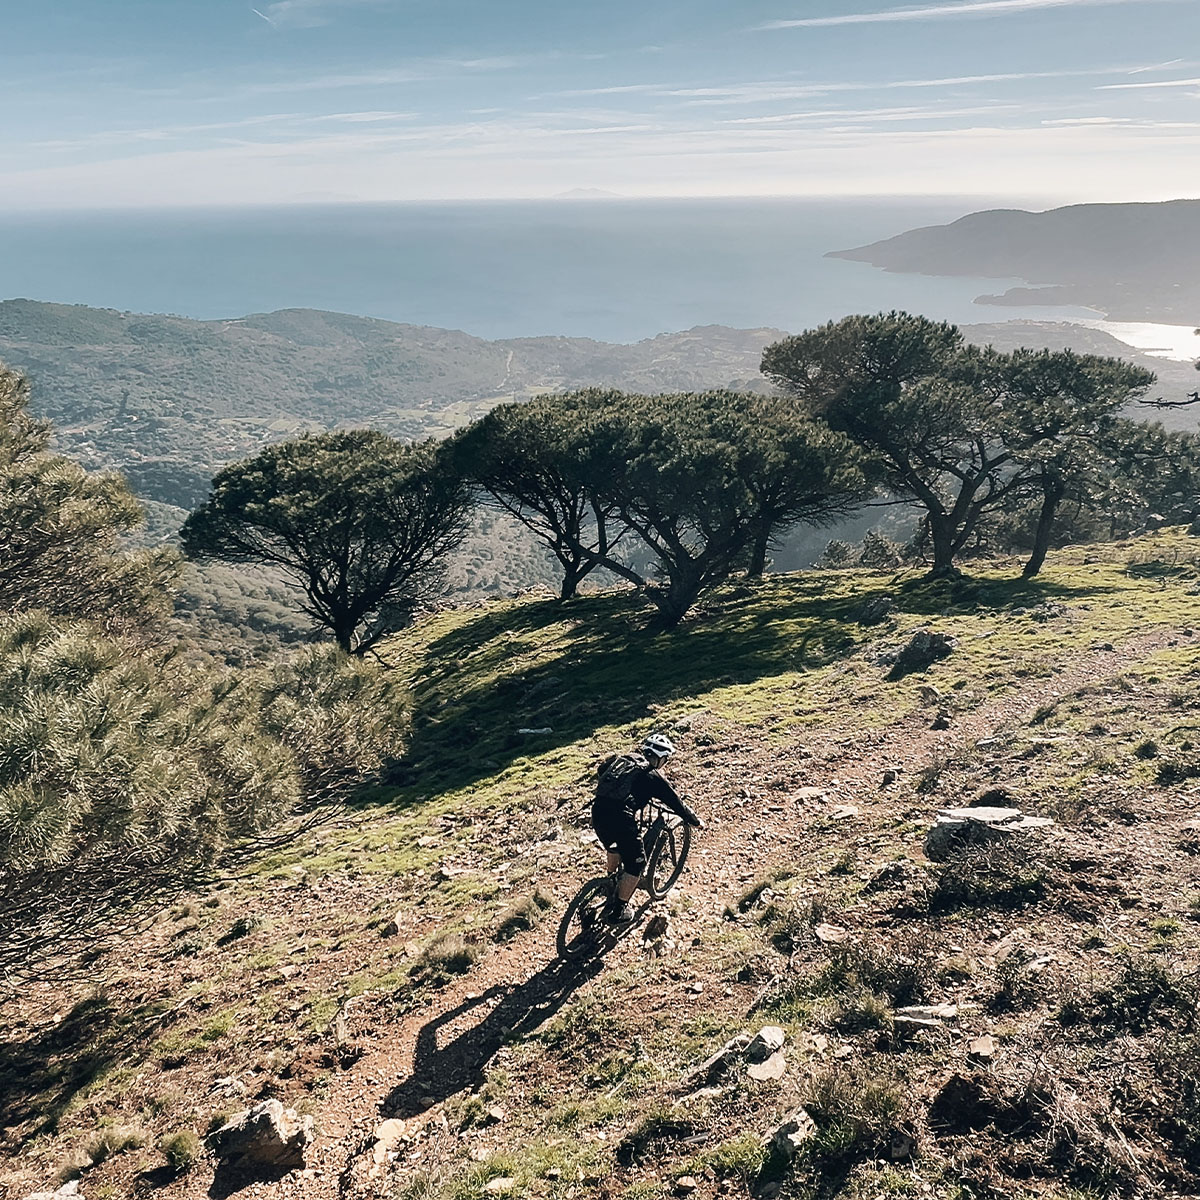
[279,624,1183,1198]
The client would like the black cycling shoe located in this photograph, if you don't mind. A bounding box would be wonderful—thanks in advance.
[604,900,636,925]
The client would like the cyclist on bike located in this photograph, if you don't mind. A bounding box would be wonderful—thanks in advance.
[591,733,704,924]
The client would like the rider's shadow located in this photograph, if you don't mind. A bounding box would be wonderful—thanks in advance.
[380,952,607,1120]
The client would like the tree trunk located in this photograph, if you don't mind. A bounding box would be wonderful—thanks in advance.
[1022,479,1065,578]
[651,564,703,630]
[557,554,597,600]
[559,561,582,600]
[746,527,770,579]
[927,515,960,577]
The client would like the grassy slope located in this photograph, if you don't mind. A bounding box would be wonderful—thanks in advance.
[6,533,1200,1199]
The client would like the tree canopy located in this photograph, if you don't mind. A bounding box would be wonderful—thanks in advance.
[454,387,869,625]
[762,312,1156,576]
[450,394,630,599]
[182,431,472,653]
[0,366,175,627]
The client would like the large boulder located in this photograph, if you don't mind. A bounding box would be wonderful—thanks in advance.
[208,1100,314,1174]
[925,806,1054,862]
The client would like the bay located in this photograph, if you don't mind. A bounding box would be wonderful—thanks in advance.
[0,197,1100,343]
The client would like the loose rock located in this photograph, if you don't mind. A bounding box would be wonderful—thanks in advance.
[747,1050,787,1082]
[22,1184,82,1200]
[853,594,896,626]
[745,1026,786,1062]
[969,1035,998,1061]
[879,628,958,676]
[770,1108,816,1159]
[208,1100,314,1174]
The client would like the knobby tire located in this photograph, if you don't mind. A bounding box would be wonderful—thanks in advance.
[557,876,612,961]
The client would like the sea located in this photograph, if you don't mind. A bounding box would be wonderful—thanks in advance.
[0,196,1122,346]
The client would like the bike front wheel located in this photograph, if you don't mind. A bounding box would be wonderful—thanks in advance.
[646,819,691,900]
[556,876,612,961]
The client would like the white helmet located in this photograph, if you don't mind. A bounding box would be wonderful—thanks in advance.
[641,733,677,760]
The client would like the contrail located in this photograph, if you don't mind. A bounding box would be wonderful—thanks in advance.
[252,7,276,24]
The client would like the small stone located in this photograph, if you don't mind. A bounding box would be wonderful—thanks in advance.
[545,1168,562,1181]
[770,1108,816,1159]
[793,787,829,804]
[484,1105,505,1124]
[689,982,704,994]
[484,1178,516,1193]
[890,1129,916,1160]
[880,768,899,787]
[895,1003,958,1022]
[930,711,951,731]
[830,804,860,820]
[675,1177,699,1197]
[643,914,670,942]
[374,1119,407,1148]
[382,910,404,937]
[969,1035,998,1060]
[745,1025,786,1062]
[814,922,848,944]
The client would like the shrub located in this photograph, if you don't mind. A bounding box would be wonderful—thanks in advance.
[410,932,481,986]
[928,841,1055,913]
[159,1129,202,1175]
[81,1124,147,1167]
[798,1064,909,1174]
[494,890,553,942]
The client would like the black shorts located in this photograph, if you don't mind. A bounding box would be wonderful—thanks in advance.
[591,801,647,876]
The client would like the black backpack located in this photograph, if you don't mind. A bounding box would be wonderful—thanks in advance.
[594,753,649,805]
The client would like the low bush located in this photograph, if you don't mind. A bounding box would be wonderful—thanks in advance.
[409,932,481,986]
[159,1128,202,1175]
[928,841,1056,913]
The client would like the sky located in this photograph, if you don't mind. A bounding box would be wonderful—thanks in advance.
[4,0,1200,209]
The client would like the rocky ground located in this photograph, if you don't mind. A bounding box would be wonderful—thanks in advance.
[6,535,1200,1200]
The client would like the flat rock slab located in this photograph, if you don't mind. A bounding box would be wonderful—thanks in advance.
[814,923,849,944]
[747,1050,787,1081]
[926,807,1055,861]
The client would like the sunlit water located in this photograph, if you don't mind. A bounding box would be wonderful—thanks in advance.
[0,198,1103,343]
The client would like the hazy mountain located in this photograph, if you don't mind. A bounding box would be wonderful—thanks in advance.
[0,300,1193,519]
[829,198,1200,324]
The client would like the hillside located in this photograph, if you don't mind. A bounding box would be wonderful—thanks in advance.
[8,532,1200,1199]
[829,199,1200,326]
[0,300,777,507]
[2,301,1195,517]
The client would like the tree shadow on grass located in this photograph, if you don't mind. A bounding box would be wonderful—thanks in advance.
[378,571,1117,805]
[0,991,169,1155]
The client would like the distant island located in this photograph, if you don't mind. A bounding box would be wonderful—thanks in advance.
[554,187,626,199]
[829,198,1200,325]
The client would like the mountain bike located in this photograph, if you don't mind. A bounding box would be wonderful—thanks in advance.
[556,799,693,961]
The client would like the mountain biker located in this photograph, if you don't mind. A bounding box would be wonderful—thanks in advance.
[592,733,704,924]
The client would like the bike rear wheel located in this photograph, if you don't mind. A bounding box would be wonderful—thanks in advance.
[647,819,691,899]
[556,876,612,960]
